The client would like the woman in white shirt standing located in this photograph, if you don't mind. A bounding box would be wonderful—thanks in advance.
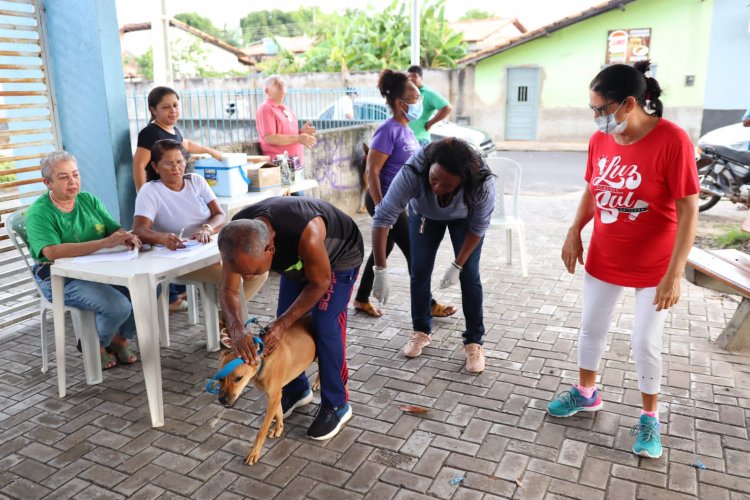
[132,139,267,347]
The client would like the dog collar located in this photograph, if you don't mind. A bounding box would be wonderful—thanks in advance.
[205,337,266,394]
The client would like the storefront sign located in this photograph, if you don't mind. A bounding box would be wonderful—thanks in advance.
[606,28,651,64]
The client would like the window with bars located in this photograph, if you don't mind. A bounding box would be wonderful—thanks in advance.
[517,86,529,103]
[0,0,59,330]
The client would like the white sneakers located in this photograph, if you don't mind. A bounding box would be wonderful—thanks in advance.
[402,333,485,373]
[464,343,485,373]
[402,331,431,357]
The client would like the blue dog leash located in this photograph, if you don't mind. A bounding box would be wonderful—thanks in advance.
[205,320,266,394]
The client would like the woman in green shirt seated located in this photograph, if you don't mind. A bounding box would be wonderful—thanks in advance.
[26,151,142,370]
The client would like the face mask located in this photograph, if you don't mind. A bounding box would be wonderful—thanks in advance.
[404,99,423,122]
[594,100,628,134]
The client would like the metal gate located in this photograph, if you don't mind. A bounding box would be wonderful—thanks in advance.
[0,0,60,331]
[505,67,541,141]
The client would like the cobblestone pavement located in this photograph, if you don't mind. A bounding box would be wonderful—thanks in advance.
[1,191,749,499]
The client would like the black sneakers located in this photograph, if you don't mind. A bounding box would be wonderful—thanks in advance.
[281,389,313,418]
[307,403,352,441]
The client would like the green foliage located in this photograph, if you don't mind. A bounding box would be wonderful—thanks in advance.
[133,38,250,79]
[714,227,750,249]
[460,9,496,20]
[264,0,466,75]
[0,160,16,183]
[240,8,320,44]
[419,0,466,69]
[135,49,153,80]
[256,38,302,74]
[175,12,241,46]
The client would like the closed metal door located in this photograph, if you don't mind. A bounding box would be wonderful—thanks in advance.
[505,67,541,140]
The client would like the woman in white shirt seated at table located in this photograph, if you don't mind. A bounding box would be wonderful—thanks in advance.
[132,139,267,347]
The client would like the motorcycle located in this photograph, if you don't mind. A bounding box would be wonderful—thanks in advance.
[697,144,750,212]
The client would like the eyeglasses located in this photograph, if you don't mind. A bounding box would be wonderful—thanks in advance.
[588,99,625,117]
[588,101,616,117]
[158,159,185,169]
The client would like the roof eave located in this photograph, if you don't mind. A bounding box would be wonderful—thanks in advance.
[459,0,636,65]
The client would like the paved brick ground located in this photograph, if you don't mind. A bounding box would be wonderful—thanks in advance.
[1,191,750,499]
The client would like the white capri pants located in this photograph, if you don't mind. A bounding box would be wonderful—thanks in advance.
[579,271,668,394]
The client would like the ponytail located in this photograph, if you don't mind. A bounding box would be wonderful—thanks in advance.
[633,60,663,118]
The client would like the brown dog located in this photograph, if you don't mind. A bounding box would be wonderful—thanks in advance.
[216,317,316,465]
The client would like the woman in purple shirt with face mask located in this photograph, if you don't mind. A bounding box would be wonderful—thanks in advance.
[352,69,455,318]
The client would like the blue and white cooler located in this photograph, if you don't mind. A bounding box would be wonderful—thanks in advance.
[193,153,251,197]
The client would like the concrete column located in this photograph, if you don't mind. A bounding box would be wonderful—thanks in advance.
[41,0,135,227]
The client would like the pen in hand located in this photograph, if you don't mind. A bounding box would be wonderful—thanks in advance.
[178,227,185,240]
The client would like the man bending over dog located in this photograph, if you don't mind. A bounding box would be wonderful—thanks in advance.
[218,196,364,440]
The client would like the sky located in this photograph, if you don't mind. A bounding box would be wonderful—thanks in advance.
[115,0,604,33]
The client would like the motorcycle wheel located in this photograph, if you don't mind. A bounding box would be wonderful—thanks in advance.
[697,166,722,212]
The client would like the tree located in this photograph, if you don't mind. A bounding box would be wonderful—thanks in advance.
[240,8,320,44]
[175,12,241,46]
[268,0,465,74]
[133,37,252,80]
[460,9,496,20]
[135,49,153,80]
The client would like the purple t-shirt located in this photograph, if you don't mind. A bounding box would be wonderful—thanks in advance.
[370,118,420,194]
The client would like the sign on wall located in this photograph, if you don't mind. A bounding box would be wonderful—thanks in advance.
[606,28,651,64]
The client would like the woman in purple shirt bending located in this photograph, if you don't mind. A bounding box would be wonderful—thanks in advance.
[352,69,455,319]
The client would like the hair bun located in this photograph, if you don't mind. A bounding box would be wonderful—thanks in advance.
[633,60,651,75]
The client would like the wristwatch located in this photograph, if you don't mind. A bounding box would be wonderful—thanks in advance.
[202,223,213,234]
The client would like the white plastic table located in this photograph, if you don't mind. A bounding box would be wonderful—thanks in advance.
[50,242,222,427]
[215,178,320,218]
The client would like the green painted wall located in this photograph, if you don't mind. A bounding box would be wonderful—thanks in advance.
[475,0,713,110]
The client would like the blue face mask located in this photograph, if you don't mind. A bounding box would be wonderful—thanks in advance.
[404,99,423,122]
[594,100,628,134]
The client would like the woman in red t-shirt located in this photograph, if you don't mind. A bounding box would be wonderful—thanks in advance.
[546,61,699,459]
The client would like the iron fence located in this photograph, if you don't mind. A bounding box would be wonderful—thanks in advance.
[126,87,384,150]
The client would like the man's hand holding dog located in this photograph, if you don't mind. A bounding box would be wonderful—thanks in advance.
[262,321,285,355]
[232,330,261,365]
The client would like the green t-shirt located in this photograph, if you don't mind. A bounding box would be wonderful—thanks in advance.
[408,84,450,142]
[26,192,121,262]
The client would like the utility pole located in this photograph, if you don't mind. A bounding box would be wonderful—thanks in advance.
[152,0,173,84]
[411,0,420,66]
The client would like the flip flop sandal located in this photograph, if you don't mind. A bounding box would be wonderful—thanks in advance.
[169,299,188,313]
[431,302,457,317]
[219,328,233,349]
[108,343,138,365]
[354,301,383,317]
[101,350,117,370]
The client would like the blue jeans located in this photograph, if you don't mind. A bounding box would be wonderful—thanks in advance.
[35,272,137,347]
[278,267,359,409]
[408,206,485,344]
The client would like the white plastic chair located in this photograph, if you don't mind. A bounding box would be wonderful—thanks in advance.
[6,209,103,383]
[486,157,528,277]
[158,279,247,349]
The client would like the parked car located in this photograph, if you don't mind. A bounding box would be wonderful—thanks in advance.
[697,122,750,151]
[315,98,496,156]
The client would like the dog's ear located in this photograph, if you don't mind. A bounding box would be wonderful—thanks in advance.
[219,350,235,365]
